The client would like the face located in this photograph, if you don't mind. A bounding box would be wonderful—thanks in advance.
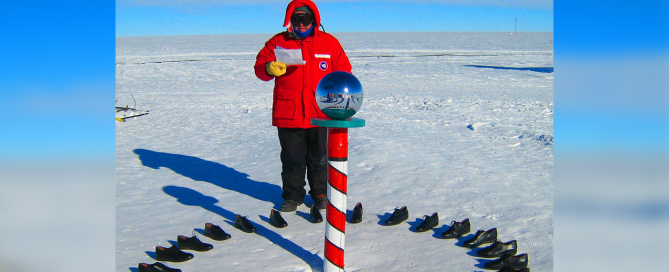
[291,11,313,32]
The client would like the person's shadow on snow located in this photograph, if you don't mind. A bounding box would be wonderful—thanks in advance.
[160,185,324,271]
[134,149,283,207]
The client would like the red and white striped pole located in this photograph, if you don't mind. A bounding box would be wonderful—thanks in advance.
[312,70,365,271]
[324,127,348,272]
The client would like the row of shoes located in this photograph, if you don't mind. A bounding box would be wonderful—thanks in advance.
[137,222,231,272]
[269,202,364,227]
[138,207,362,270]
[383,207,531,271]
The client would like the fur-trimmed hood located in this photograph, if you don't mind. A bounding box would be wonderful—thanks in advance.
[283,0,321,35]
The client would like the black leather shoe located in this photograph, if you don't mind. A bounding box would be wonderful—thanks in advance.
[477,240,517,258]
[235,214,257,233]
[204,223,231,241]
[151,262,183,272]
[280,200,301,212]
[441,218,471,239]
[138,263,156,272]
[498,267,530,272]
[384,206,409,226]
[350,202,363,223]
[177,235,213,252]
[463,228,497,248]
[155,245,193,262]
[138,262,182,272]
[314,195,328,210]
[484,253,529,270]
[310,204,323,223]
[416,212,439,232]
[270,209,288,228]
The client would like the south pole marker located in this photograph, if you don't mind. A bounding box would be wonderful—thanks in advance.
[312,71,365,272]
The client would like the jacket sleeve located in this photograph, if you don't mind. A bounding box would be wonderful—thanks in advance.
[330,37,352,73]
[255,38,277,81]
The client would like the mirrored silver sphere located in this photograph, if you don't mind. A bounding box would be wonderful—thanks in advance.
[316,71,363,119]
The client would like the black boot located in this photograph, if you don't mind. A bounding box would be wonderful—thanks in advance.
[484,253,529,270]
[177,235,213,252]
[350,202,363,223]
[384,206,409,226]
[270,209,288,228]
[204,223,231,241]
[416,212,439,232]
[234,214,257,233]
[155,245,193,262]
[441,218,470,239]
[463,228,497,248]
[280,199,301,212]
[477,240,517,258]
[313,195,328,210]
[310,204,323,223]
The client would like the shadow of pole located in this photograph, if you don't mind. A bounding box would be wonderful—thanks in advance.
[162,185,323,271]
[133,149,283,205]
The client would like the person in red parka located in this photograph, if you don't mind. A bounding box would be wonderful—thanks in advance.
[255,0,352,212]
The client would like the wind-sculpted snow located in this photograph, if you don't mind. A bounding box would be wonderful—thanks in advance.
[116,32,553,271]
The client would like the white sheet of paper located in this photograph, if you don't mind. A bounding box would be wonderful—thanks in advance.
[274,46,306,65]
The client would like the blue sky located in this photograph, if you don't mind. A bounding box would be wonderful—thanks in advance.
[1,0,667,162]
[116,0,554,37]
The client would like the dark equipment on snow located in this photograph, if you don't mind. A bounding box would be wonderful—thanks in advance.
[270,209,288,228]
[234,214,257,233]
[204,223,231,241]
[463,228,498,248]
[484,253,529,270]
[350,202,363,223]
[177,235,213,252]
[415,212,439,232]
[310,204,323,223]
[138,262,182,272]
[477,240,518,258]
[384,206,409,226]
[155,245,193,262]
[441,218,471,239]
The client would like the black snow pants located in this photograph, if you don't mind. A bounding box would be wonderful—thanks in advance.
[277,127,328,203]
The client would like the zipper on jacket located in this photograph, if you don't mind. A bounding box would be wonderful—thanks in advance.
[298,39,307,127]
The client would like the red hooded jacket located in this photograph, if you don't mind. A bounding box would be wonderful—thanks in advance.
[254,0,352,128]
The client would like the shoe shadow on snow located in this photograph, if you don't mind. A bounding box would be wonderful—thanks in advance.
[295,210,313,223]
[133,149,284,206]
[474,258,491,269]
[144,251,156,260]
[455,233,476,247]
[407,219,424,232]
[161,185,324,271]
[376,213,391,226]
[431,224,450,239]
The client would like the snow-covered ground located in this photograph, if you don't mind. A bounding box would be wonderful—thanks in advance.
[116,32,553,272]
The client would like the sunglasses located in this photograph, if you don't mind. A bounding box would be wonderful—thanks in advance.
[291,13,313,27]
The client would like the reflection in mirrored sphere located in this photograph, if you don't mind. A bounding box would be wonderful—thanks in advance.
[316,71,364,119]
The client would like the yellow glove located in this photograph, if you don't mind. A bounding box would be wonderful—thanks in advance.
[266,61,287,77]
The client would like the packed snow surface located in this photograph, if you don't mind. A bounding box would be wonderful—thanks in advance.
[116,32,553,272]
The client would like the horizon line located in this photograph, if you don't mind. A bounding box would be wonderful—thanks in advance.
[116,30,554,38]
